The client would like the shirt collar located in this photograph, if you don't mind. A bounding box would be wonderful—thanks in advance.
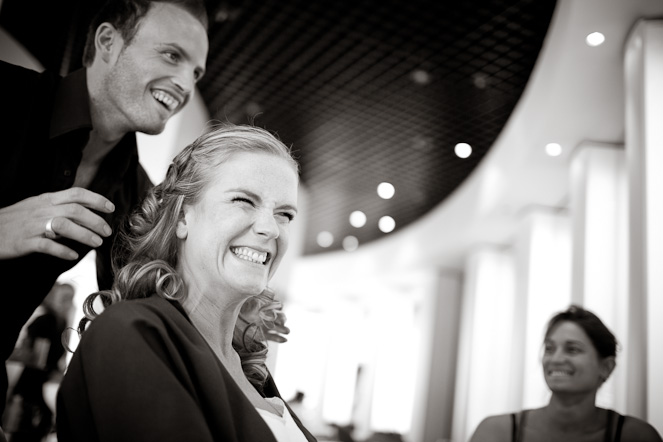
[49,68,92,139]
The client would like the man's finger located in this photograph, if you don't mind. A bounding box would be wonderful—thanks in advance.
[50,217,106,248]
[56,204,113,238]
[34,238,79,260]
[43,188,115,213]
[264,332,288,344]
[272,324,290,335]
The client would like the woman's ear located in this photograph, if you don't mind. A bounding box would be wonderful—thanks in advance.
[176,206,190,240]
[94,22,122,63]
[599,356,616,383]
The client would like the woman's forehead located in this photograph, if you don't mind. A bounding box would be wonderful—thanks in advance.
[546,321,591,343]
[204,152,298,197]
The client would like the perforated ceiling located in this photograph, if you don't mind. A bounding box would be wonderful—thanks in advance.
[0,0,557,255]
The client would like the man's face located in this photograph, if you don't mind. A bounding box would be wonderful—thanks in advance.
[103,3,208,135]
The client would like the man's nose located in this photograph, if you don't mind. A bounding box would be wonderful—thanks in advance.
[171,68,196,98]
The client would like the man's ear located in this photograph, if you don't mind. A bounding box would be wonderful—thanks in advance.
[94,22,122,63]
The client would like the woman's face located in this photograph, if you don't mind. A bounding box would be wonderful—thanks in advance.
[542,321,613,395]
[177,151,298,298]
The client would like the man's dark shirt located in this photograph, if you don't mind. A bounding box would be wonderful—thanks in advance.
[0,60,153,415]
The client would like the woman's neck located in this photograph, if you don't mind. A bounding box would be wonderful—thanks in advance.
[181,287,242,361]
[543,393,603,432]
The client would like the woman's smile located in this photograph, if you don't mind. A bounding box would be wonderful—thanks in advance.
[230,246,270,265]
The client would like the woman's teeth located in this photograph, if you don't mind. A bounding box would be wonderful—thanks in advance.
[231,247,267,264]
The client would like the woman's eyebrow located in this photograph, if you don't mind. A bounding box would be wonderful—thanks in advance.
[228,188,298,213]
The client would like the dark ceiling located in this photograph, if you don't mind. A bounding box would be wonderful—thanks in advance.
[0,0,556,255]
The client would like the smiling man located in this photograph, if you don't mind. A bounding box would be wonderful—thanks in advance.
[0,0,208,429]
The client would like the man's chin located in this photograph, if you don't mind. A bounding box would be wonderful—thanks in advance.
[138,122,168,136]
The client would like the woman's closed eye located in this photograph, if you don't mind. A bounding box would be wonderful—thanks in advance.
[233,197,255,207]
[276,211,295,222]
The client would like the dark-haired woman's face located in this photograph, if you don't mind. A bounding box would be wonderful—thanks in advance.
[542,321,613,395]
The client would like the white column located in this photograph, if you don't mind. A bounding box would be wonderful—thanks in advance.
[624,19,663,429]
[451,247,516,442]
[513,208,572,410]
[568,142,628,412]
[410,271,462,442]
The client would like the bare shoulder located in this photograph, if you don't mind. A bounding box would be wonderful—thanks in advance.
[621,416,663,442]
[469,413,514,442]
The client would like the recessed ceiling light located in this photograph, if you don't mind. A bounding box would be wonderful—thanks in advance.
[585,32,605,47]
[349,211,367,228]
[411,69,431,85]
[377,182,395,199]
[317,231,334,248]
[245,101,263,116]
[378,216,396,233]
[545,142,562,157]
[342,236,359,252]
[455,142,472,159]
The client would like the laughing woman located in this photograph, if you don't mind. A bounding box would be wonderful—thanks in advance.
[469,305,662,442]
[57,125,316,442]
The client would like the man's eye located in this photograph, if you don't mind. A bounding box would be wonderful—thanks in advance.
[164,51,179,62]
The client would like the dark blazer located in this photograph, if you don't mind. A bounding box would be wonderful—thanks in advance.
[57,296,317,442]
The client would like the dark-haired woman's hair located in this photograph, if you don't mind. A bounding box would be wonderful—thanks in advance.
[79,123,298,389]
[82,0,208,67]
[545,305,618,359]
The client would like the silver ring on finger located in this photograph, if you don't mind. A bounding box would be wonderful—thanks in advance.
[44,218,58,239]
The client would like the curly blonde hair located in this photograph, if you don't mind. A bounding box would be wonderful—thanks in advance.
[80,123,298,389]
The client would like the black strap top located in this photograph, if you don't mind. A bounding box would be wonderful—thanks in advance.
[511,409,625,442]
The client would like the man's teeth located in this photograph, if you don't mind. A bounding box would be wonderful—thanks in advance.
[231,247,267,264]
[549,370,572,376]
[152,90,179,111]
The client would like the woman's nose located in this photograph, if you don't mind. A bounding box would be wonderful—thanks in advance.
[253,210,279,239]
[550,348,566,362]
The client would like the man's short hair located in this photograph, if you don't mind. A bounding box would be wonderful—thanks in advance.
[82,0,208,67]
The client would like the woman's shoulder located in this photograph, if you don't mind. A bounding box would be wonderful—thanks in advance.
[85,296,185,335]
[619,413,663,442]
[469,412,519,442]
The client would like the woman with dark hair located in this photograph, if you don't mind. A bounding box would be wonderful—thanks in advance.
[469,305,662,442]
[56,124,316,441]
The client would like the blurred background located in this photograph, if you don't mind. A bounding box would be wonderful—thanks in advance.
[1,0,662,441]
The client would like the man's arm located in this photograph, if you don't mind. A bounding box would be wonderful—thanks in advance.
[0,188,115,260]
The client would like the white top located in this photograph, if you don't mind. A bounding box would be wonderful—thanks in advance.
[256,397,309,442]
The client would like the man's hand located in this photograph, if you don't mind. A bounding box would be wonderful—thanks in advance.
[239,298,291,344]
[0,188,115,260]
[262,309,290,344]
